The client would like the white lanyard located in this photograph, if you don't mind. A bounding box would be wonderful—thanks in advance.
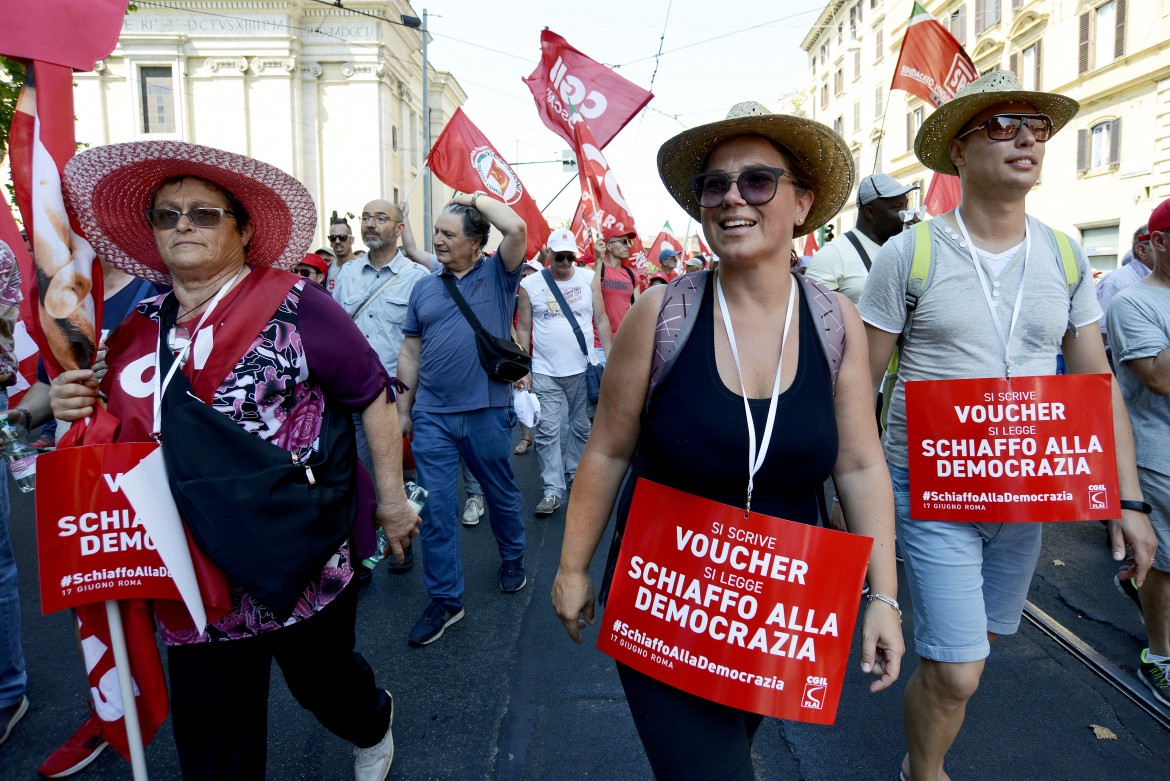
[151,269,244,435]
[954,209,1030,380]
[716,276,797,517]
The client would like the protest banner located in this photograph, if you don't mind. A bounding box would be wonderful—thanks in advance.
[598,480,872,725]
[906,374,1119,522]
[890,2,978,108]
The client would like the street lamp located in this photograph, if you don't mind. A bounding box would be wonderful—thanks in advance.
[400,11,431,250]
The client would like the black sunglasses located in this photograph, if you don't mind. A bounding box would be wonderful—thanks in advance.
[552,253,576,262]
[146,207,235,230]
[328,234,352,242]
[688,166,791,209]
[956,113,1052,143]
[295,268,320,277]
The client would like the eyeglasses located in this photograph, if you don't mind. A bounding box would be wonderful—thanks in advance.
[606,237,632,246]
[360,213,397,225]
[552,253,576,262]
[956,114,1052,143]
[146,207,235,230]
[328,234,352,242]
[688,166,791,209]
[295,268,320,277]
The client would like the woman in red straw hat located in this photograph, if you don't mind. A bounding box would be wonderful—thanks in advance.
[49,140,415,781]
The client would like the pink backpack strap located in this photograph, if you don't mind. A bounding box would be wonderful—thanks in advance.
[796,273,845,392]
[646,271,705,413]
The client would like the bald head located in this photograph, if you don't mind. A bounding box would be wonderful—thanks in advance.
[361,199,404,263]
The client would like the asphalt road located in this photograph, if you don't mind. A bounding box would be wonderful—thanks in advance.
[1,432,1168,780]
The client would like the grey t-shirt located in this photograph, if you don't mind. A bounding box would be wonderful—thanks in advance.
[1107,282,1170,476]
[858,216,1102,470]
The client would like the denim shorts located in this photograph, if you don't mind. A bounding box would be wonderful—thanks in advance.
[890,464,1043,663]
[1138,467,1170,573]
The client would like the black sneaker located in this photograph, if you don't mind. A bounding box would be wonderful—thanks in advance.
[0,695,29,746]
[408,599,464,647]
[1115,574,1143,621]
[500,556,526,593]
[1138,649,1170,708]
[385,546,414,574]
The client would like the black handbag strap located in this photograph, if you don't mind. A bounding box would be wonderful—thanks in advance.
[440,273,491,336]
[540,268,589,358]
[844,230,872,272]
[600,262,636,304]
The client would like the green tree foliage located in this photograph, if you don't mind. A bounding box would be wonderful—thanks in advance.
[0,56,27,159]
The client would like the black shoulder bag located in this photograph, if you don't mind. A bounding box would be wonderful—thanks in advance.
[156,295,357,620]
[540,268,602,404]
[440,273,530,383]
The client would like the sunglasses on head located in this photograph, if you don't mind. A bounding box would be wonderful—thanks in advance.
[328,234,351,242]
[146,207,235,230]
[956,113,1052,143]
[688,166,791,209]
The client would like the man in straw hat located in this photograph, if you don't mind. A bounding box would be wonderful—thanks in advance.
[50,139,418,781]
[859,71,1156,781]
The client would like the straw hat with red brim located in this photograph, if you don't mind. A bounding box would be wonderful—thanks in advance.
[62,140,316,285]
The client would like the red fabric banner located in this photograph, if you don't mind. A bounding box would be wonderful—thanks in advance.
[427,108,550,260]
[802,232,820,256]
[890,2,978,108]
[645,226,683,273]
[523,29,653,149]
[598,480,872,724]
[571,110,638,240]
[924,172,962,216]
[0,0,126,71]
[905,374,1119,522]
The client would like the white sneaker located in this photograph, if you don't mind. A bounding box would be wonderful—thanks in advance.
[462,495,485,526]
[354,691,394,781]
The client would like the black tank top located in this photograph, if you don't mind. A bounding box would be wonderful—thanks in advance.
[635,276,838,524]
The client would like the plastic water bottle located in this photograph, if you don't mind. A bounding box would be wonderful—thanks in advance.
[363,481,429,569]
[0,414,36,493]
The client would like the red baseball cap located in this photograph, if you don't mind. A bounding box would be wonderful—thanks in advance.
[297,253,329,276]
[603,226,636,242]
[1138,199,1170,242]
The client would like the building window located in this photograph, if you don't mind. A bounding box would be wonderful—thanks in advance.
[949,4,968,47]
[853,153,861,177]
[1010,41,1041,91]
[821,83,829,110]
[820,43,829,67]
[975,0,1001,35]
[853,101,861,133]
[906,106,924,151]
[874,85,883,119]
[835,67,844,96]
[875,27,884,61]
[1080,224,1120,271]
[849,6,859,39]
[834,116,845,135]
[1077,118,1122,173]
[854,50,862,80]
[393,187,400,203]
[140,66,176,134]
[837,23,844,45]
[1079,0,1126,74]
[392,126,399,152]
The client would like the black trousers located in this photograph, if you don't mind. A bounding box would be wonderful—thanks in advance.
[618,662,764,781]
[167,584,391,780]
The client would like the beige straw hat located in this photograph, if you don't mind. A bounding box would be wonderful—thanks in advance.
[657,102,853,237]
[915,70,1079,175]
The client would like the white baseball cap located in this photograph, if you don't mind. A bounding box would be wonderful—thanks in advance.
[547,228,578,254]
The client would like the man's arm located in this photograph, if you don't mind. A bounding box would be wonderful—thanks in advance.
[1122,347,1170,396]
[1063,323,1158,584]
[459,193,527,271]
[396,335,421,440]
[592,284,612,355]
[397,202,434,269]
[865,324,901,398]
[360,394,419,562]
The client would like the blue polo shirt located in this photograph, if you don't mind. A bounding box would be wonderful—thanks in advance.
[404,253,522,413]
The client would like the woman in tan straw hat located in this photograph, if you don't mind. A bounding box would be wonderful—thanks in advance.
[48,140,418,781]
[552,102,903,780]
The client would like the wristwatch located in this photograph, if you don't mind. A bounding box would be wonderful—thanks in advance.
[1119,499,1152,515]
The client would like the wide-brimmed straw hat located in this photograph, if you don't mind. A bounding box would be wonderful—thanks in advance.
[63,140,316,285]
[657,101,853,238]
[915,70,1079,175]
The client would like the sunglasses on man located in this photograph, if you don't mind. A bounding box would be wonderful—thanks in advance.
[956,114,1053,143]
[688,166,794,209]
[328,234,352,242]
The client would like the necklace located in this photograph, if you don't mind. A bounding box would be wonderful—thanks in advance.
[176,290,219,322]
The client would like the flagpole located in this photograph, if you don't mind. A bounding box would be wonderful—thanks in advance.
[403,165,427,204]
[540,175,578,213]
[106,600,150,781]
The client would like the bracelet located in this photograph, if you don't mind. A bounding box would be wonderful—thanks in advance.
[470,191,482,210]
[865,593,902,619]
[1119,499,1152,515]
[14,407,32,429]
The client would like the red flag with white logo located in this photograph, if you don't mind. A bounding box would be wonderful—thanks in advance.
[428,108,550,260]
[645,224,683,273]
[890,3,977,108]
[570,108,638,240]
[523,29,653,149]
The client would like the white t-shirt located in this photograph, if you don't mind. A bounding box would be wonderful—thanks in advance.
[521,267,596,377]
[804,229,881,304]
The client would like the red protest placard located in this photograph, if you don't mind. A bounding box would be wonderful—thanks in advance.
[905,374,1118,522]
[36,442,182,613]
[597,480,873,725]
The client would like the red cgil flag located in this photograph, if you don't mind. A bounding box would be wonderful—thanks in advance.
[924,171,962,216]
[890,2,978,108]
[428,108,550,260]
[570,106,638,242]
[523,29,653,150]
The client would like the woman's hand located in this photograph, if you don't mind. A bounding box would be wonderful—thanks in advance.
[859,598,904,692]
[551,566,596,643]
[49,368,101,421]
